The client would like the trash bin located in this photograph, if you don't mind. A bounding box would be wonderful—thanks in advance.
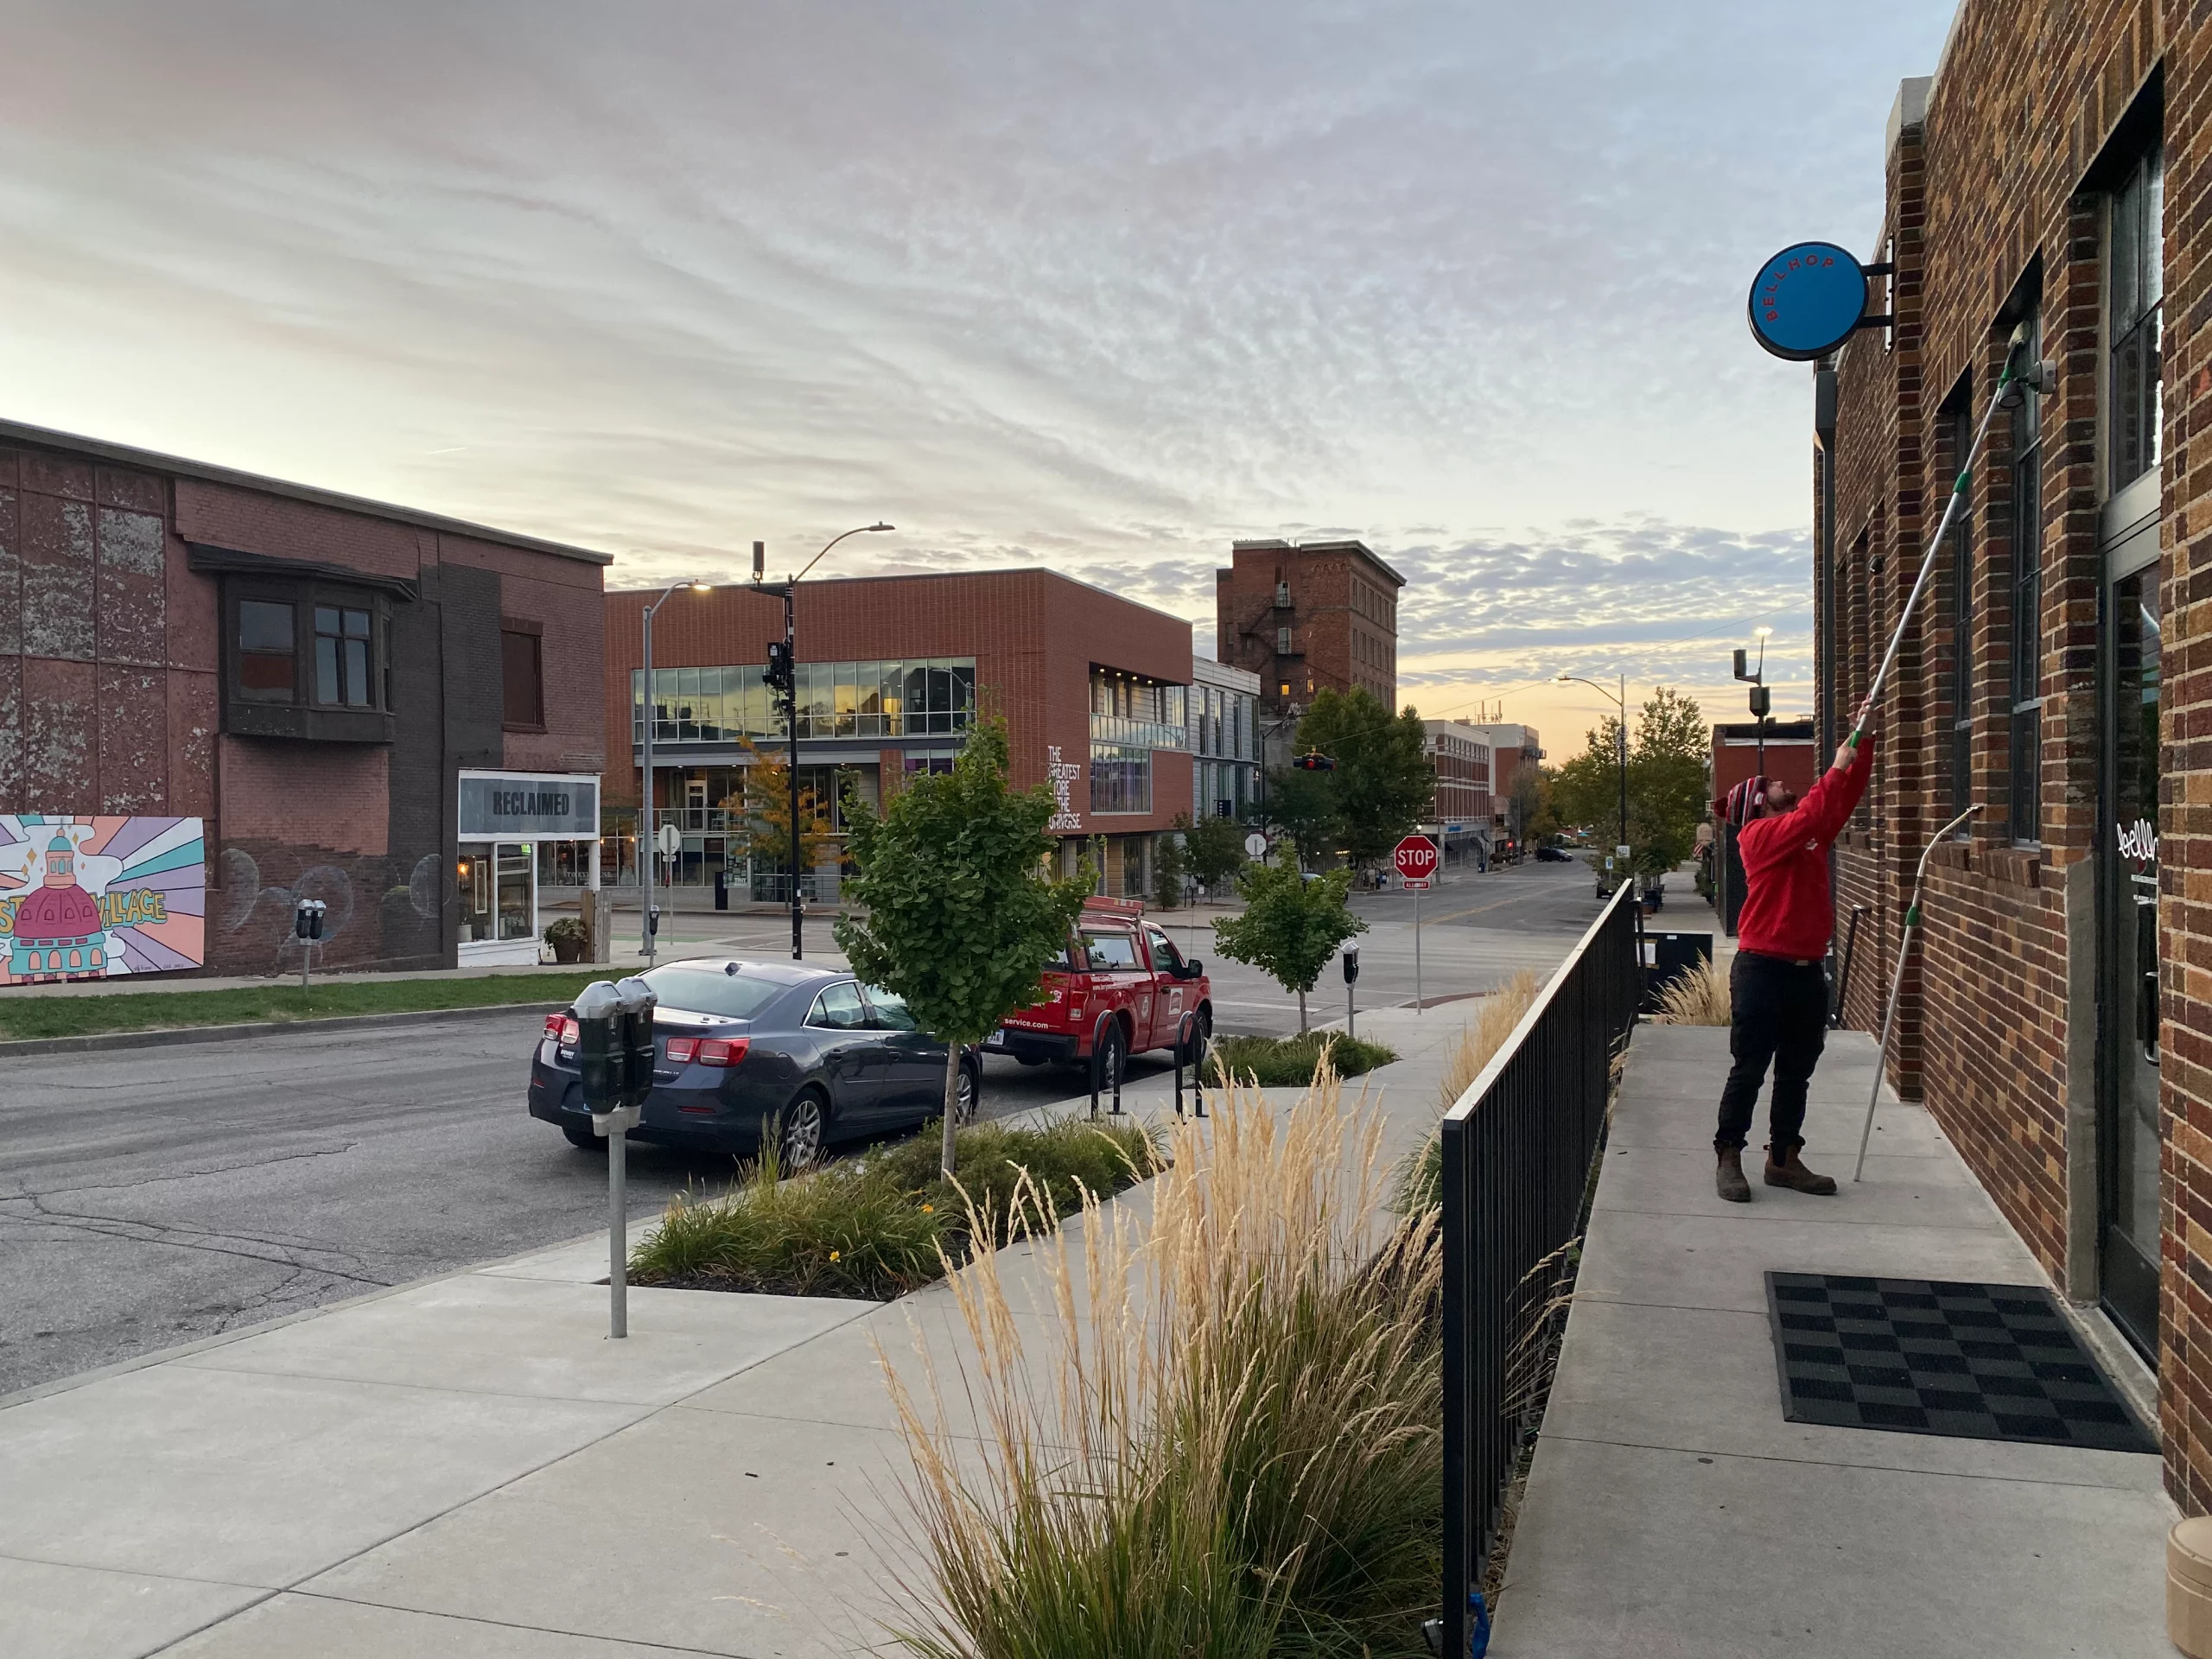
[1641,930,1713,1014]
[713,869,728,911]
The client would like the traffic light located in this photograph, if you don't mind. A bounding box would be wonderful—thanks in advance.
[1292,749,1335,772]
[763,642,793,693]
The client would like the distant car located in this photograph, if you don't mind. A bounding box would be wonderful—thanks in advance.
[527,958,979,1166]
[1535,844,1573,862]
[990,896,1212,1081]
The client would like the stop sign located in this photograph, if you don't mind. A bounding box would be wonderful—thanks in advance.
[1394,835,1438,888]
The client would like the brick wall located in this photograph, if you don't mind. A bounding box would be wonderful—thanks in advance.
[1818,2,2212,1508]
[604,569,1193,836]
[1215,538,1402,715]
[0,426,608,979]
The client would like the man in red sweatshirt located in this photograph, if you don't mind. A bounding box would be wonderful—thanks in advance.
[1713,734,1875,1202]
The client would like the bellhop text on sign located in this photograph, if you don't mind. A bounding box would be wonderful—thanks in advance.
[457,770,601,839]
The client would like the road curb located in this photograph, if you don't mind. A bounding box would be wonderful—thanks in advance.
[0,999,569,1060]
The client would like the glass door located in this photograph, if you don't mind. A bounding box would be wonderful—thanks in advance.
[2100,561,2163,1356]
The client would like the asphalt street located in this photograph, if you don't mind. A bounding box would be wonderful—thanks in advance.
[0,861,1625,1397]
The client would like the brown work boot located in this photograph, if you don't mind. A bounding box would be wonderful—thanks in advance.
[1715,1147,1751,1203]
[1764,1143,1838,1195]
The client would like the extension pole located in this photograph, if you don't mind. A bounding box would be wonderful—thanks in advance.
[1852,804,1975,1181]
[1847,342,2031,747]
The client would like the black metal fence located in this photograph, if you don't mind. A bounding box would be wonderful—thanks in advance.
[1437,881,1642,1653]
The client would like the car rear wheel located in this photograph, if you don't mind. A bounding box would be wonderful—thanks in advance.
[563,1121,605,1152]
[956,1061,980,1124]
[780,1091,827,1171]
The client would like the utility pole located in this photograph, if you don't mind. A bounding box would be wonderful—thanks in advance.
[640,578,712,966]
[753,524,894,959]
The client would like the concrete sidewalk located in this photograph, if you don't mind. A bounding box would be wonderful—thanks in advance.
[1492,1025,2172,1658]
[3,1007,1465,1658]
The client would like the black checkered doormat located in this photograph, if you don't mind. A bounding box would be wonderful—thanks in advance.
[1765,1273,2156,1452]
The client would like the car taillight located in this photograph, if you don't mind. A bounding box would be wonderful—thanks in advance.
[547,1014,580,1046]
[664,1036,747,1067]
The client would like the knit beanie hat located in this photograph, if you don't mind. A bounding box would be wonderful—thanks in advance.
[1722,775,1768,830]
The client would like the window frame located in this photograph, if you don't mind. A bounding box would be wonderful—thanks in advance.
[221,579,394,741]
[2108,143,2165,497]
[2007,312,2045,847]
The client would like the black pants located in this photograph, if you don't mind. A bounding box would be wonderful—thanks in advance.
[1715,952,1828,1154]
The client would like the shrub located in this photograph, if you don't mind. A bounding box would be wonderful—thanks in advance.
[1207,1030,1396,1088]
[630,1115,1154,1298]
[885,1071,1443,1659]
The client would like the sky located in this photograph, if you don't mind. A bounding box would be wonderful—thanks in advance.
[0,2,1957,754]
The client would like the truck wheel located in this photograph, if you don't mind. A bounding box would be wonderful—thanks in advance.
[1095,1023,1127,1090]
[1181,1007,1212,1065]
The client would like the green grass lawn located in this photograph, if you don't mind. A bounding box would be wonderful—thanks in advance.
[0,972,602,1042]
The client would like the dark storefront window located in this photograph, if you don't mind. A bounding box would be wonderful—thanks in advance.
[1090,744,1153,814]
[2008,312,2044,845]
[2110,144,2165,495]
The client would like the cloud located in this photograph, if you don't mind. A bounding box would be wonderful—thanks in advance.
[0,0,1948,686]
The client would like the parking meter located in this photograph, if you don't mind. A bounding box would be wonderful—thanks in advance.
[574,980,623,1114]
[1343,944,1359,1041]
[613,976,658,1109]
[294,899,327,988]
[1342,945,1359,985]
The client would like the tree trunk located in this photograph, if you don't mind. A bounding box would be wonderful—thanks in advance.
[1297,988,1307,1032]
[939,1041,963,1179]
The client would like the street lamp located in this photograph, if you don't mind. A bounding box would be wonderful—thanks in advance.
[640,577,714,966]
[1554,671,1629,861]
[1733,626,1775,773]
[753,523,894,960]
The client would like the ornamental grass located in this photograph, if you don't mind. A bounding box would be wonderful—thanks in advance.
[883,1063,1444,1658]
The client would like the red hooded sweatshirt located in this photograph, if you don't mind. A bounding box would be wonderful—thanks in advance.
[1736,739,1874,962]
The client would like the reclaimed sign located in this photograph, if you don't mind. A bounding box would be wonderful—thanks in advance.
[0,816,207,981]
[457,771,600,839]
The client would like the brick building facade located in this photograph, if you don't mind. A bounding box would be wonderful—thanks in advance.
[1215,537,1404,722]
[0,420,608,978]
[1815,4,2212,1510]
[603,568,1192,899]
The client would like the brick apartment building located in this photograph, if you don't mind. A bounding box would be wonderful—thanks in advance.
[1815,5,2212,1510]
[1215,538,1405,737]
[1421,718,1494,868]
[1460,722,1544,849]
[603,569,1192,899]
[0,420,609,979]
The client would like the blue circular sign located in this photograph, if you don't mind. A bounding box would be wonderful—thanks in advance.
[1747,241,1868,361]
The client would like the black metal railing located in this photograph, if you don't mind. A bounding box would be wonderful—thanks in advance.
[1437,880,1641,1653]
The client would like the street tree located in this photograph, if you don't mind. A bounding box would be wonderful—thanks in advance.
[835,717,1092,1177]
[1153,826,1186,910]
[737,738,832,882]
[1296,689,1433,867]
[1262,764,1339,868]
[1211,863,1367,1033]
[1547,688,1710,879]
[1180,810,1249,891]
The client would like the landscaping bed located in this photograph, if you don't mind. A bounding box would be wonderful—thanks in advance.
[629,1115,1156,1300]
[0,971,603,1041]
[1207,1029,1396,1087]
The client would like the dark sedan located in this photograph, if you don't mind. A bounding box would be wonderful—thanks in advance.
[527,958,979,1165]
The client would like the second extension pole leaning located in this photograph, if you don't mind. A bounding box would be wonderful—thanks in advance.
[1852,804,1976,1181]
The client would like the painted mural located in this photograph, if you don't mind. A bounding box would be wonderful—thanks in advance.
[0,817,207,982]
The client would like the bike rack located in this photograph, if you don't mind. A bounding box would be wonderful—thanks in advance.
[1089,1012,1122,1118]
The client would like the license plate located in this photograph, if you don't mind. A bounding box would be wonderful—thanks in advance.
[985,1031,1007,1049]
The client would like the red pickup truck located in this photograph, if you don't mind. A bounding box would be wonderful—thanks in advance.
[986,896,1213,1081]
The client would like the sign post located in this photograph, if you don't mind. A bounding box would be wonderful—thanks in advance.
[1395,835,1438,1014]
